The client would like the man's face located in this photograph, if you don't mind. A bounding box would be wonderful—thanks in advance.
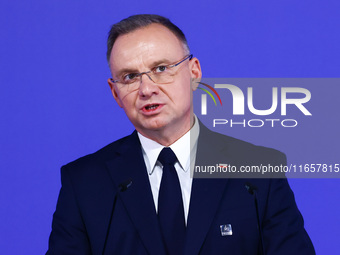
[108,24,201,142]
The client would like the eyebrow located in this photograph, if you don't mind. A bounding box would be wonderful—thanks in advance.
[115,58,173,77]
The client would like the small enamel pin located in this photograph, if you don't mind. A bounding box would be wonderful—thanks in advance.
[220,224,233,236]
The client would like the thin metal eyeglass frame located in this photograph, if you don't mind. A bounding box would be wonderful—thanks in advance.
[110,54,193,84]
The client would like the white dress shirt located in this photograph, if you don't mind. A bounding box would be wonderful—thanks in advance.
[137,116,200,224]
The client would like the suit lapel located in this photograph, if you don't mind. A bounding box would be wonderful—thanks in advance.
[105,132,166,255]
[185,178,228,255]
[185,123,235,255]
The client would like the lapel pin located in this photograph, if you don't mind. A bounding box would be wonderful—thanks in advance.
[220,224,233,236]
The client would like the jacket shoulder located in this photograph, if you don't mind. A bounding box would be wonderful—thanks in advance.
[200,124,285,158]
[62,131,138,172]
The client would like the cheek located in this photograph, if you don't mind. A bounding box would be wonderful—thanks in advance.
[179,83,193,101]
[119,94,137,113]
[173,88,192,110]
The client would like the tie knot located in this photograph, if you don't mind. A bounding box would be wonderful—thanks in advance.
[158,147,177,166]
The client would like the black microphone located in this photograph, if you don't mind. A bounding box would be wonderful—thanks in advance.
[119,179,133,192]
[102,179,132,255]
[245,182,265,255]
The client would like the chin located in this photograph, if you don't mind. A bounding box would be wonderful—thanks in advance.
[140,119,169,131]
[145,122,167,131]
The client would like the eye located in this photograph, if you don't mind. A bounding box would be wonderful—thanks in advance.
[123,73,138,82]
[154,66,168,73]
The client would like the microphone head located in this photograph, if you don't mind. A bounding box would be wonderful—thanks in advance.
[119,179,133,192]
[245,182,258,195]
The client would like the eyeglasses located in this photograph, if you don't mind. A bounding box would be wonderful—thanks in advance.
[110,54,193,86]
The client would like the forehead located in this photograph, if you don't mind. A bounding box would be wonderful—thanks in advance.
[109,24,186,70]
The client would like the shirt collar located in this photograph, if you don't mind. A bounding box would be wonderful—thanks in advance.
[138,115,200,175]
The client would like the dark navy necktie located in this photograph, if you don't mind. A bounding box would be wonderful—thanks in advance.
[157,147,186,255]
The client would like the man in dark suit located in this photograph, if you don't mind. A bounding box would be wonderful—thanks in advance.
[47,14,315,254]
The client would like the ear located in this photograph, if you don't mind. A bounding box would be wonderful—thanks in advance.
[189,57,202,91]
[107,78,123,108]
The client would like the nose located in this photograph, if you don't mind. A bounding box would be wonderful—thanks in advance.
[138,73,159,98]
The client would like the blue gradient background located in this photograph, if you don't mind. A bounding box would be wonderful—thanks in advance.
[1,1,339,254]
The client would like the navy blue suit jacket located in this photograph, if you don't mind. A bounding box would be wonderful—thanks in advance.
[47,123,315,255]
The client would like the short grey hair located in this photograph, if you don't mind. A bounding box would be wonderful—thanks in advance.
[106,14,190,62]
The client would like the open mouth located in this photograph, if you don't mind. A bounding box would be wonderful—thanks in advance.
[144,104,159,111]
[142,104,162,113]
